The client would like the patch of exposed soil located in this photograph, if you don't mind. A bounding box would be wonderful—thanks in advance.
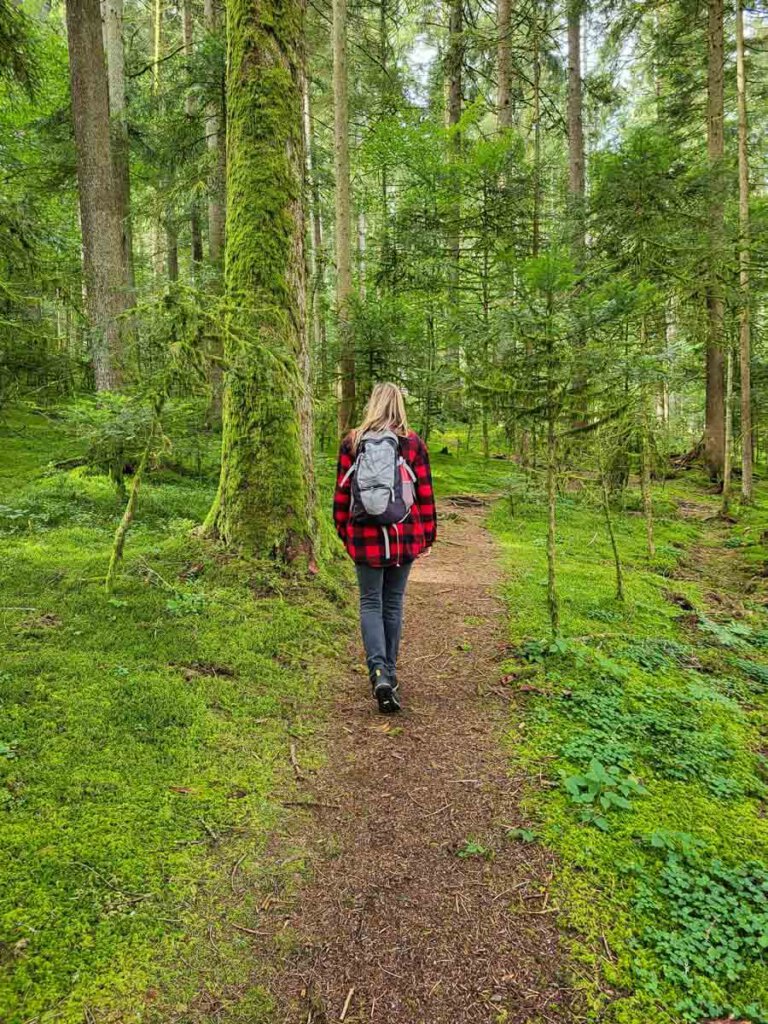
[252,506,577,1024]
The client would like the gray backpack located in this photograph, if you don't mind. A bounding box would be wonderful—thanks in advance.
[343,430,416,526]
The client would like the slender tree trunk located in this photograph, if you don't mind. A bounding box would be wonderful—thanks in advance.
[102,0,134,300]
[446,0,463,365]
[166,223,179,281]
[357,207,367,300]
[545,296,559,636]
[736,0,753,503]
[600,452,625,602]
[704,0,725,481]
[152,0,165,281]
[334,0,355,434]
[106,394,164,592]
[532,7,541,256]
[722,341,734,515]
[203,0,314,560]
[640,408,655,558]
[303,79,328,392]
[65,0,127,390]
[546,409,559,635]
[566,1,585,255]
[183,0,203,269]
[379,0,391,281]
[520,3,541,465]
[497,0,513,129]
[447,0,462,136]
[481,226,491,459]
[202,0,225,421]
[204,0,226,266]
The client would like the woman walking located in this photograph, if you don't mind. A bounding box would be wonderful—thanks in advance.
[333,383,437,713]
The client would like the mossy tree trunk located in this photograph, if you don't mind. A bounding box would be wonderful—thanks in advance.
[203,0,315,562]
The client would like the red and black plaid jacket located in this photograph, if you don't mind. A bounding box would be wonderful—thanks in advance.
[333,431,437,567]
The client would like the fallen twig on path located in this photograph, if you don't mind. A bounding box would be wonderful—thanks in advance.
[281,800,341,810]
[228,922,262,936]
[230,852,248,893]
[339,986,355,1021]
[290,743,305,780]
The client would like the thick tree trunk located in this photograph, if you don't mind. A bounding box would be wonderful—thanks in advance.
[497,0,513,129]
[65,0,127,390]
[203,0,314,560]
[102,0,134,299]
[334,0,355,434]
[704,0,725,481]
[736,0,753,503]
[566,1,585,255]
[204,0,226,266]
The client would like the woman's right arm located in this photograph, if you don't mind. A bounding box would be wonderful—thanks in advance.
[332,441,353,541]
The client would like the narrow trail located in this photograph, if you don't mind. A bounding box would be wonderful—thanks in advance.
[260,502,576,1024]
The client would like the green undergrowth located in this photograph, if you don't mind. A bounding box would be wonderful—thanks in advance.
[0,409,350,1022]
[491,477,768,1022]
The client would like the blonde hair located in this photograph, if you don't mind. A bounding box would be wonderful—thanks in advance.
[352,382,409,452]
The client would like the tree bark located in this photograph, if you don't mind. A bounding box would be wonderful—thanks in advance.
[151,0,165,282]
[102,0,134,299]
[379,0,391,278]
[183,0,203,269]
[566,1,585,255]
[65,0,127,390]
[204,0,226,266]
[446,0,463,365]
[704,0,725,481]
[497,0,513,129]
[334,0,355,435]
[532,4,541,256]
[303,75,328,391]
[736,0,753,502]
[721,341,734,514]
[203,0,314,560]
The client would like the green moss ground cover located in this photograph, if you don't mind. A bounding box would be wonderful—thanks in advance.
[0,409,349,1023]
[5,404,767,1024]
[491,478,768,1022]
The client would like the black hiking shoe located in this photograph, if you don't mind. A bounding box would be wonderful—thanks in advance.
[371,668,401,713]
[374,678,401,713]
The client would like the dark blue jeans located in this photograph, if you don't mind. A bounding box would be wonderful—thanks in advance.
[355,562,412,683]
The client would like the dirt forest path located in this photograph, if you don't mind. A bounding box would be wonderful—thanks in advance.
[260,502,576,1024]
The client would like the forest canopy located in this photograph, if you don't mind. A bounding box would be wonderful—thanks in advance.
[0,0,765,525]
